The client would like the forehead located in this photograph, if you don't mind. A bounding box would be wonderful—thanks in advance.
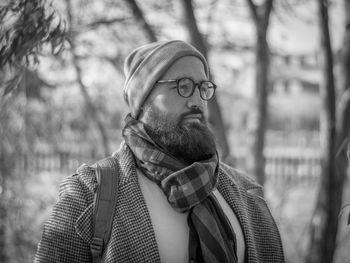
[161,56,207,80]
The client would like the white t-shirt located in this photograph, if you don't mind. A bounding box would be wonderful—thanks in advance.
[137,168,246,263]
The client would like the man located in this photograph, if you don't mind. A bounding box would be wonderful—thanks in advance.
[35,40,284,263]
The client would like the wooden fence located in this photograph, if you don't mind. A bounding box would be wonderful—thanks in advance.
[13,152,96,175]
[233,148,321,185]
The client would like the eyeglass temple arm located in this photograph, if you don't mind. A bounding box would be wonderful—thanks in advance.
[156,79,178,83]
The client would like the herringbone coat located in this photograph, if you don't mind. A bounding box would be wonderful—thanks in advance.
[34,142,285,262]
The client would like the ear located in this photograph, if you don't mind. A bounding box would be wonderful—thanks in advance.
[138,100,154,124]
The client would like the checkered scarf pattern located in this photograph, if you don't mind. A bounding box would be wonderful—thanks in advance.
[122,114,218,212]
[122,114,237,262]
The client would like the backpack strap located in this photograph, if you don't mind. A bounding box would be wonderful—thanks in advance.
[90,156,119,263]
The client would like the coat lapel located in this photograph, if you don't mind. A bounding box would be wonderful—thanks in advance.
[217,163,284,263]
[109,142,162,262]
[217,166,260,263]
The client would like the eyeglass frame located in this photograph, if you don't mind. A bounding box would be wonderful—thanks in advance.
[156,77,217,101]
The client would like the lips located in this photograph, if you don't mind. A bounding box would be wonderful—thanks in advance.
[182,114,202,123]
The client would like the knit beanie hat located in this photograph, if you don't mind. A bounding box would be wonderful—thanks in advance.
[123,40,209,119]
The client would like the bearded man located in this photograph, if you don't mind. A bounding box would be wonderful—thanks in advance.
[35,40,285,263]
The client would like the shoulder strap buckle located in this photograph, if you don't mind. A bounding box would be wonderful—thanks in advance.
[91,156,120,263]
[90,236,104,254]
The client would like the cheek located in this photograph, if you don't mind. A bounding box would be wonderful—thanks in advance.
[201,101,209,116]
[152,93,182,112]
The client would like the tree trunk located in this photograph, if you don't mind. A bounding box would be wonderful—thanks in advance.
[180,0,231,161]
[0,147,8,262]
[306,1,340,262]
[337,0,350,142]
[66,0,110,156]
[124,0,157,42]
[252,33,269,186]
[246,0,273,188]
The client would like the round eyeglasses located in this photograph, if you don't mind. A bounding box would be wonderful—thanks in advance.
[156,77,217,101]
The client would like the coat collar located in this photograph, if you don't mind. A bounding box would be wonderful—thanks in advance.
[112,141,138,186]
[113,142,282,263]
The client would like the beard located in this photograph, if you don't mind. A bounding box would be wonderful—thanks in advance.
[142,106,217,164]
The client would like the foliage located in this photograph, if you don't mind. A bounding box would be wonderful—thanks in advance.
[0,0,67,96]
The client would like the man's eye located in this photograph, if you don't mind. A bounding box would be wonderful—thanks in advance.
[179,85,189,91]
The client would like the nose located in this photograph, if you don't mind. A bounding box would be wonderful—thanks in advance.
[186,85,204,109]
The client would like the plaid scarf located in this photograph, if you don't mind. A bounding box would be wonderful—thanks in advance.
[122,114,237,263]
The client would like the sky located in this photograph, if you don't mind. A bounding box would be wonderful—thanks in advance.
[269,0,345,54]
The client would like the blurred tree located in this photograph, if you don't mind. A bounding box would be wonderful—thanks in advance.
[306,0,349,262]
[245,0,273,188]
[65,0,111,156]
[180,0,231,161]
[0,0,65,253]
[124,0,157,42]
[337,0,350,156]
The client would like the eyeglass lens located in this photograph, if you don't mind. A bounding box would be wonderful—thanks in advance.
[178,78,214,100]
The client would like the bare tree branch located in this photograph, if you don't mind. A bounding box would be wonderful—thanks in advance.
[180,0,207,57]
[85,17,131,30]
[246,0,259,24]
[123,0,157,42]
[246,0,273,32]
[262,0,274,32]
[101,55,124,74]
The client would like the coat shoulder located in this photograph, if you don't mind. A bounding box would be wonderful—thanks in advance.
[34,167,96,262]
[219,162,264,196]
[69,150,123,196]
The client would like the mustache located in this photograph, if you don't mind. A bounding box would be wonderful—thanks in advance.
[180,108,205,122]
